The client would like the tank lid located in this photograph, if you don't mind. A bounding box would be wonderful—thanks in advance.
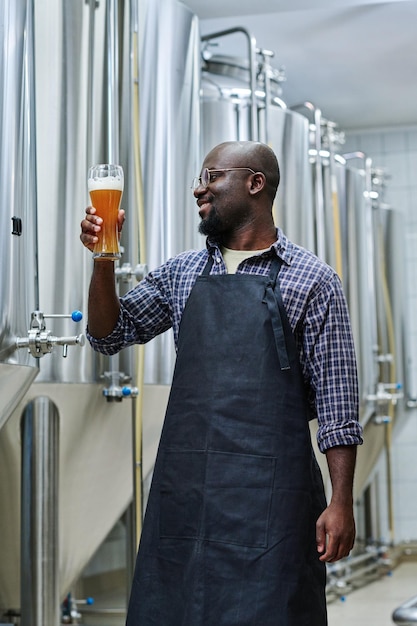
[202,53,285,97]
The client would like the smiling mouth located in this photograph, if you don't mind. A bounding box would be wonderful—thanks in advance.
[198,201,212,218]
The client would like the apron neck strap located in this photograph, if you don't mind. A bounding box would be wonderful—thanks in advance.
[264,254,291,371]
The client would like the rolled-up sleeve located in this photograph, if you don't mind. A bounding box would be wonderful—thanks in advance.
[302,274,363,453]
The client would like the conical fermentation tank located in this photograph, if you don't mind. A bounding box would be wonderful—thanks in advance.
[0,0,136,614]
[0,0,203,618]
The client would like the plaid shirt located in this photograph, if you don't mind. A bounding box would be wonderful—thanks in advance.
[88,228,362,453]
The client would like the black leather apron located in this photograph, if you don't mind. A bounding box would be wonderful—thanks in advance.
[126,255,328,625]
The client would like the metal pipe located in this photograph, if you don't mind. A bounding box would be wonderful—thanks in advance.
[260,50,273,145]
[106,0,120,163]
[201,27,258,140]
[105,0,124,401]
[20,397,60,626]
[86,0,97,166]
[312,106,326,260]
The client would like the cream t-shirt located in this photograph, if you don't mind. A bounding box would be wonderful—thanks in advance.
[221,246,270,274]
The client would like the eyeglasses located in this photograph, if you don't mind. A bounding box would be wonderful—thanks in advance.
[191,167,256,190]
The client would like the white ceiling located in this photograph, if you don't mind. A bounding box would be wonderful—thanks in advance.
[184,0,417,131]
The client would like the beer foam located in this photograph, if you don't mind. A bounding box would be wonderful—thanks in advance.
[88,175,124,191]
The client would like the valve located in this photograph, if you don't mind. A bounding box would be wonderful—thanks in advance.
[373,415,391,425]
[115,262,148,284]
[16,310,85,358]
[61,592,94,624]
[367,382,403,406]
[101,371,139,402]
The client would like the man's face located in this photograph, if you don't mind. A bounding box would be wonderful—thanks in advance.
[194,149,252,240]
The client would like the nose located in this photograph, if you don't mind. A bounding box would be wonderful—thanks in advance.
[193,182,205,197]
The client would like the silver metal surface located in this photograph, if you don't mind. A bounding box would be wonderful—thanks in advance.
[0,364,38,432]
[0,0,135,613]
[376,205,408,398]
[393,595,417,624]
[0,0,39,429]
[201,53,315,254]
[344,160,379,403]
[267,107,315,253]
[0,0,203,614]
[0,383,133,611]
[202,28,259,139]
[20,397,60,626]
[139,0,202,384]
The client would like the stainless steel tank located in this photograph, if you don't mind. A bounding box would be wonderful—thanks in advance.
[139,0,202,385]
[0,0,202,617]
[0,0,39,432]
[0,0,134,615]
[343,156,379,405]
[200,32,315,254]
[198,34,399,504]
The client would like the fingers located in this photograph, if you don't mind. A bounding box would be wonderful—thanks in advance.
[80,207,125,251]
[316,506,355,563]
[80,206,101,251]
[118,208,126,232]
[318,534,351,563]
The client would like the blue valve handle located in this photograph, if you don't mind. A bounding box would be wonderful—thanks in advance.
[71,310,83,322]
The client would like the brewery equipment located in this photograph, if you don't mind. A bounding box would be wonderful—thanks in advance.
[0,0,201,621]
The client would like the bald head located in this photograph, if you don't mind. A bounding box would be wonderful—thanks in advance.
[205,141,280,203]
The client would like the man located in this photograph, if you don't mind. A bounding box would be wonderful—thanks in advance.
[81,141,363,625]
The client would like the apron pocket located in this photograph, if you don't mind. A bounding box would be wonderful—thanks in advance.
[204,451,275,548]
[159,449,275,548]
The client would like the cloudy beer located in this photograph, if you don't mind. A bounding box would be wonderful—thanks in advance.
[88,164,124,260]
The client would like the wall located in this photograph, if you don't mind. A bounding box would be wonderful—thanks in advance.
[344,125,417,544]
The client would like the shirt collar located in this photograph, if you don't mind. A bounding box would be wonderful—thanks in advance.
[206,228,293,265]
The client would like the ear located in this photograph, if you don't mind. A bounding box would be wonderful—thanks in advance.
[248,172,266,196]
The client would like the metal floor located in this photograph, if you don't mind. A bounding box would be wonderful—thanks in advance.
[327,560,417,626]
[81,561,417,626]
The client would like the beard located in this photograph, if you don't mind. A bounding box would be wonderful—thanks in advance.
[198,207,226,240]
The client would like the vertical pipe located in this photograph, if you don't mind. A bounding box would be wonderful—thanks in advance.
[86,0,97,166]
[106,0,119,163]
[313,106,326,261]
[262,53,271,146]
[20,397,60,626]
[131,0,144,551]
[105,0,123,402]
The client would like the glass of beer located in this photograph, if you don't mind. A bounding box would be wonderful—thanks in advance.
[87,164,124,260]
